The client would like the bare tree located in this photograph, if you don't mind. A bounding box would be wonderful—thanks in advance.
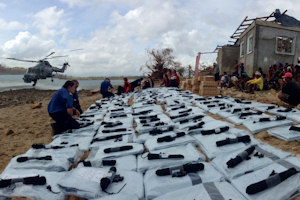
[140,48,185,79]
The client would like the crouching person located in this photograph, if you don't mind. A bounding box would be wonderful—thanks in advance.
[246,71,263,94]
[48,80,80,135]
[278,72,300,107]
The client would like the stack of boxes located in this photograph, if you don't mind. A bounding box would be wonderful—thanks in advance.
[179,76,218,96]
[191,76,200,93]
[198,76,218,96]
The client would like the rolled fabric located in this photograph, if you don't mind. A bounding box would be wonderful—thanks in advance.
[91,134,123,143]
[157,132,185,143]
[104,122,123,128]
[111,108,124,112]
[255,116,286,123]
[139,115,158,119]
[32,143,78,149]
[135,111,153,117]
[170,105,185,111]
[216,135,251,147]
[156,163,205,176]
[246,168,298,194]
[226,145,255,168]
[187,122,205,131]
[102,128,127,133]
[140,118,160,124]
[17,155,52,163]
[149,127,174,136]
[289,126,300,132]
[201,126,230,135]
[178,108,192,114]
[102,159,116,166]
[0,175,46,188]
[23,175,47,185]
[147,153,184,160]
[103,145,133,153]
[170,113,189,120]
[240,111,262,118]
[277,108,293,112]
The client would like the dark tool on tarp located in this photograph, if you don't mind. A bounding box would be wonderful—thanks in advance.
[246,168,298,194]
[216,135,251,147]
[100,167,124,192]
[156,163,204,176]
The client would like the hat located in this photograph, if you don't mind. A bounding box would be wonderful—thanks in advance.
[240,62,244,65]
[282,72,293,78]
[255,71,261,76]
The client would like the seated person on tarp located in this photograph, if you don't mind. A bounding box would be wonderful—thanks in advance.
[278,72,300,107]
[142,75,154,89]
[170,69,180,87]
[100,78,114,98]
[246,71,263,94]
[238,72,250,91]
[160,73,170,87]
[117,77,132,95]
[48,80,80,135]
[72,80,83,114]
[130,77,143,91]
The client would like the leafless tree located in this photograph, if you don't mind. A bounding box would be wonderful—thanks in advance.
[140,48,185,79]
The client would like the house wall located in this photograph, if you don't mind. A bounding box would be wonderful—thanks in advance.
[239,26,256,76]
[255,25,300,74]
[217,45,239,74]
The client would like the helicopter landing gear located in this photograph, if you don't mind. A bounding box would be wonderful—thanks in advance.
[32,80,37,86]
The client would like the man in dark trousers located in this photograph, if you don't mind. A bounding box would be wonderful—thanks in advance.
[48,80,80,134]
[130,77,143,91]
[278,72,300,107]
[100,78,114,98]
[72,80,83,114]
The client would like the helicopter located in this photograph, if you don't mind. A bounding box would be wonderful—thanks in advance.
[7,52,70,86]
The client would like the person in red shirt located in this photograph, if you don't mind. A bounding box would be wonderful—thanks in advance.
[170,69,180,87]
[123,77,131,93]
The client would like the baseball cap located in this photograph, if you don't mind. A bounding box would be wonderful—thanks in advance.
[255,71,261,76]
[282,72,293,78]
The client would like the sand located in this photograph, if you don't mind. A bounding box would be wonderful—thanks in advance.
[0,89,102,173]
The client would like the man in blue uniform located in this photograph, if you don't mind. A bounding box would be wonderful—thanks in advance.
[100,78,114,98]
[48,80,80,134]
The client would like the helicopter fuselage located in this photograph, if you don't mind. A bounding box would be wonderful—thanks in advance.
[22,61,68,85]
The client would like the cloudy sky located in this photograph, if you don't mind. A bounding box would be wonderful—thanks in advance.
[0,0,298,77]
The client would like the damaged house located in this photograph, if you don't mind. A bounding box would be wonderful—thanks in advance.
[217,9,300,75]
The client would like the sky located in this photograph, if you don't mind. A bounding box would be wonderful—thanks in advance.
[0,0,299,77]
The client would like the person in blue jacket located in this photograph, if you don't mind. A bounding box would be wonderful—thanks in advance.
[100,78,114,98]
[48,80,80,134]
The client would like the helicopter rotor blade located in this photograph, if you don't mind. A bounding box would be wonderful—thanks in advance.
[70,48,83,52]
[46,55,68,59]
[45,51,55,58]
[6,58,38,63]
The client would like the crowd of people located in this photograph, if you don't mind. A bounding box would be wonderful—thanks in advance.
[215,60,300,107]
[47,69,181,135]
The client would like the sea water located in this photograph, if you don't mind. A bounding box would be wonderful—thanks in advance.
[0,75,128,92]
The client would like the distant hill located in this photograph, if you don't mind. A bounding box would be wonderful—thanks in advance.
[0,65,26,75]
